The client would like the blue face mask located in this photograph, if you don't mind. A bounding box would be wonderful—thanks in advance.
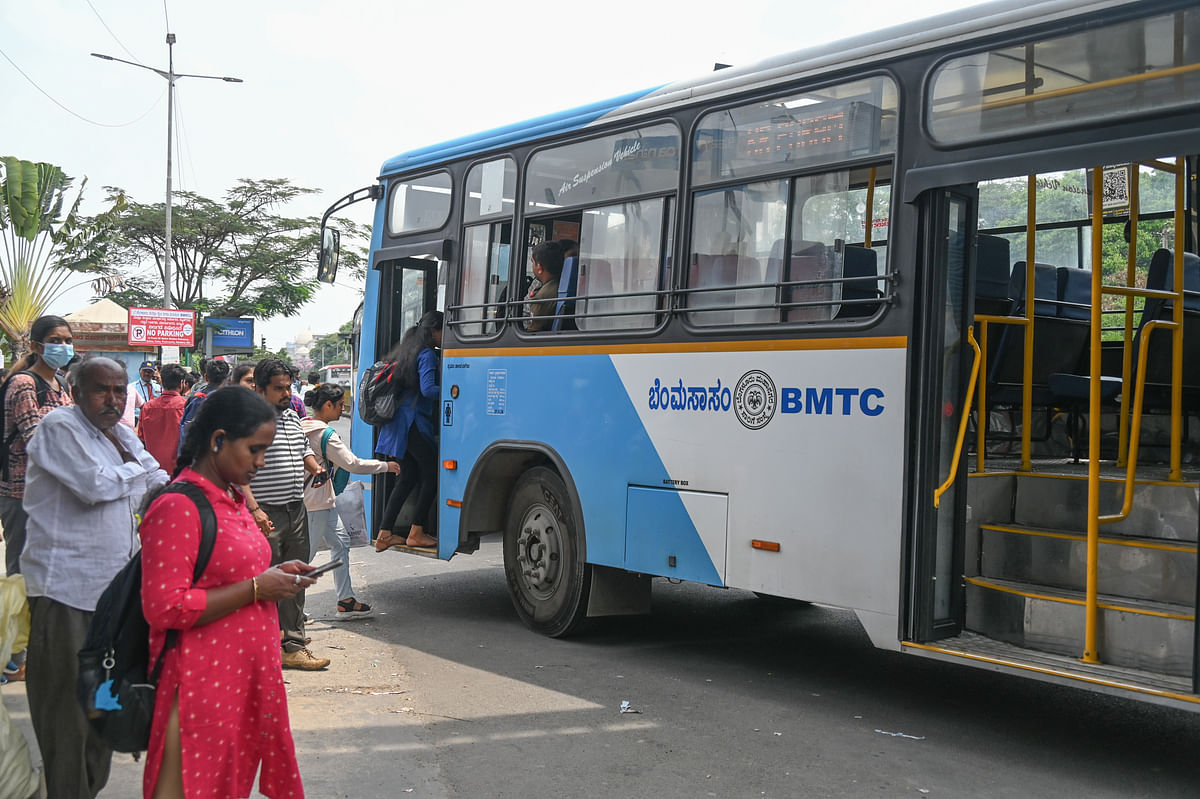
[40,343,74,370]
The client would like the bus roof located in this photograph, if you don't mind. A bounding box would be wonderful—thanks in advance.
[378,0,1135,178]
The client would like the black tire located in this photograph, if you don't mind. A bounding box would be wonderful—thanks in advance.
[753,592,813,606]
[503,466,590,637]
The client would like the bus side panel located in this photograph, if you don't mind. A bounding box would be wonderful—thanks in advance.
[439,353,723,577]
[610,345,907,617]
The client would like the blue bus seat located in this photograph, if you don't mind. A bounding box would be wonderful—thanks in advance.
[974,234,1011,317]
[785,240,832,323]
[1008,261,1059,316]
[552,256,579,331]
[836,245,880,319]
[1134,249,1200,406]
[1056,267,1092,321]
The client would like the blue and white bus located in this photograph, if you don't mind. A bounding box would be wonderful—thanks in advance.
[319,0,1200,709]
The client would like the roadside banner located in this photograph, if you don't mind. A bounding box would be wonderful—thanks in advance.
[127,307,196,347]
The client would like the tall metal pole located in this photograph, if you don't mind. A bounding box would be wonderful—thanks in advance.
[91,39,242,312]
[164,33,176,309]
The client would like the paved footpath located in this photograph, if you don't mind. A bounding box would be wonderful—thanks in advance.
[2,540,455,799]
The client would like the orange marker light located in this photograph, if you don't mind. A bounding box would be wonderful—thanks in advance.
[442,460,457,470]
[751,539,781,552]
[446,499,463,508]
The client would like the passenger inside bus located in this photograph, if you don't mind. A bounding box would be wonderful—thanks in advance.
[526,240,566,331]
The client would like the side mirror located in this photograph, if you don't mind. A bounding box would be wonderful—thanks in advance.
[318,227,341,284]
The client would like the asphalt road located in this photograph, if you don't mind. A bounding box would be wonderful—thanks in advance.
[7,535,1193,799]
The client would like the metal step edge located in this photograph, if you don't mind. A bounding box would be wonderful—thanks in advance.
[980,523,1198,554]
[964,575,1195,621]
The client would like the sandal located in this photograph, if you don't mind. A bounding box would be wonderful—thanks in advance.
[336,598,373,619]
[374,532,396,552]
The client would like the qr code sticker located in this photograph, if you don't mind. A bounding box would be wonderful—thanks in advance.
[1102,166,1129,210]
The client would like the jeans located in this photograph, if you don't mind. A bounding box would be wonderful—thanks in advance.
[307,507,353,602]
[381,426,437,530]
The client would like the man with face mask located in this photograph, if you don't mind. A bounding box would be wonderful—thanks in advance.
[20,357,168,798]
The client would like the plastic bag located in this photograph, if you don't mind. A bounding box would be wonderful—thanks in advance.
[0,575,39,799]
[335,481,368,548]
[0,575,30,665]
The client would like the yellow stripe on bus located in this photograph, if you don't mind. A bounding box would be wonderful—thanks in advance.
[902,641,1200,705]
[444,335,907,358]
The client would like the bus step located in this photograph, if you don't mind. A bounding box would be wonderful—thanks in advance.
[964,576,1195,677]
[979,523,1197,605]
[383,542,441,559]
[1010,473,1199,542]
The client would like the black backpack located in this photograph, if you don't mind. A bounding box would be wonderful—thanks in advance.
[357,360,399,426]
[76,481,217,755]
[0,369,68,480]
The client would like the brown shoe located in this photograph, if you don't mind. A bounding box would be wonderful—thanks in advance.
[281,648,330,670]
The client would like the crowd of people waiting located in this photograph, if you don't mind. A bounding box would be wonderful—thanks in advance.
[0,308,449,798]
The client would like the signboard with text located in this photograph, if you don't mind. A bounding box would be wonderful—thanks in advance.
[127,307,196,347]
[206,317,255,354]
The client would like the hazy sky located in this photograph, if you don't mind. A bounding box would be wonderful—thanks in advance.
[1,0,983,350]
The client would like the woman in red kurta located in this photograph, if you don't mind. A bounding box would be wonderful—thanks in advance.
[141,386,318,798]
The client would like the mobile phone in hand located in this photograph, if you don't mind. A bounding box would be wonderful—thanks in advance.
[305,559,343,579]
[310,470,330,488]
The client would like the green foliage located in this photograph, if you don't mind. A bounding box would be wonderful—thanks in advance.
[307,320,354,368]
[0,157,126,356]
[102,178,346,321]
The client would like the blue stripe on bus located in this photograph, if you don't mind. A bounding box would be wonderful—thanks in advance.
[438,352,723,585]
[379,86,664,176]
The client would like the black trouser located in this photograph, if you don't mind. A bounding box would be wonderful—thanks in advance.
[261,499,310,653]
[0,495,28,576]
[26,596,112,798]
[382,425,436,530]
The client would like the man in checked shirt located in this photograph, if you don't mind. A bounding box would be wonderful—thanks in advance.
[241,358,331,670]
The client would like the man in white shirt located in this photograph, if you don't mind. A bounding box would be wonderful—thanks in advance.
[21,357,168,798]
[129,359,161,425]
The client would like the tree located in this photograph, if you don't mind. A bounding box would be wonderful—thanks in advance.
[308,320,354,367]
[100,178,367,321]
[0,157,125,357]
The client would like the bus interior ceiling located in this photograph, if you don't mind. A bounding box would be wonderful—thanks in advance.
[954,154,1200,693]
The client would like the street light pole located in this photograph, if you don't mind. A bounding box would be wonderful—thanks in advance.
[92,35,242,310]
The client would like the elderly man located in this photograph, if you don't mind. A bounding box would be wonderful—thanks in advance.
[21,357,168,798]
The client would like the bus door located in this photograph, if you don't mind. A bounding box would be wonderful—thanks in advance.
[908,187,977,642]
[371,256,442,538]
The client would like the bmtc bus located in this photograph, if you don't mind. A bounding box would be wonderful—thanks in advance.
[318,0,1200,710]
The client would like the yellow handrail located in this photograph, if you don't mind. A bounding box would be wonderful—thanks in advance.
[1099,319,1179,524]
[935,326,981,509]
[1082,167,1104,665]
[973,315,1032,472]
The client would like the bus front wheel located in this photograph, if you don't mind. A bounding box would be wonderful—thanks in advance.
[503,466,590,637]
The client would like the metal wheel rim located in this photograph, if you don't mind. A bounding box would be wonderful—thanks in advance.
[514,501,564,601]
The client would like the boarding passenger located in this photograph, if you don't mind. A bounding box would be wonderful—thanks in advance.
[374,311,442,550]
[302,382,400,616]
[526,240,565,332]
[138,363,189,475]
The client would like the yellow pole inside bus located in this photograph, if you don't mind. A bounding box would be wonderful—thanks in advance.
[1022,176,1036,472]
[865,168,877,249]
[1118,169,1139,467]
[1169,160,1184,481]
[1082,167,1104,665]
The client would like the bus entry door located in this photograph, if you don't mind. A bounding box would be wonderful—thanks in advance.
[909,187,977,642]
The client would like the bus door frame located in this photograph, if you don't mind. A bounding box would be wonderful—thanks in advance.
[370,255,442,538]
[907,185,978,643]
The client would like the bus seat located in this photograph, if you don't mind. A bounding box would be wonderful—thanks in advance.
[733,255,775,324]
[552,256,579,331]
[687,253,738,324]
[837,245,880,319]
[786,240,834,323]
[1055,267,1091,321]
[975,234,1011,317]
[1135,249,1200,404]
[1008,261,1058,316]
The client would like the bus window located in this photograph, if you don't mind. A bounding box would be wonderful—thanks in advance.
[576,198,666,331]
[795,163,893,320]
[459,222,511,336]
[687,179,788,326]
[388,172,452,236]
[464,157,516,223]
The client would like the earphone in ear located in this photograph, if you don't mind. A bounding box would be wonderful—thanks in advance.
[214,435,225,451]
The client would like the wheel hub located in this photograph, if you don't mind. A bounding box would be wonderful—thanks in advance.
[515,504,562,599]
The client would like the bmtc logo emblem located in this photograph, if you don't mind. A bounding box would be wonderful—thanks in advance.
[733,370,777,429]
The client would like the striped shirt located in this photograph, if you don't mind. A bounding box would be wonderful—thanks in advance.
[248,408,312,504]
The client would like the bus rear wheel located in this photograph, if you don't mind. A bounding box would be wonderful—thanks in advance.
[503,466,590,637]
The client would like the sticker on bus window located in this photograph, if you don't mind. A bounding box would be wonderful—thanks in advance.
[486,370,507,416]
